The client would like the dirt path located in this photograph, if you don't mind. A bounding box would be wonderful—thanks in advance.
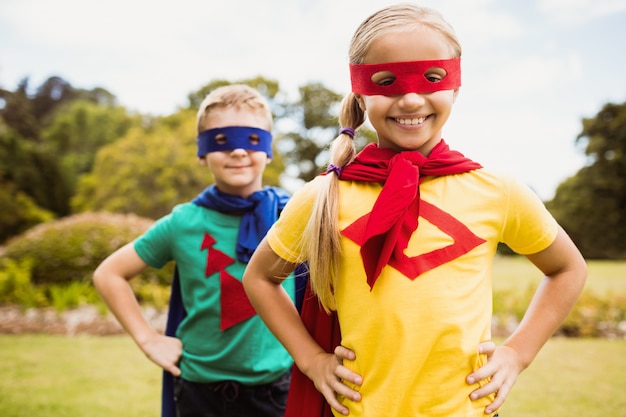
[0,305,167,336]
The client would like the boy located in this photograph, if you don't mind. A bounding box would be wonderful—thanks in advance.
[93,84,294,417]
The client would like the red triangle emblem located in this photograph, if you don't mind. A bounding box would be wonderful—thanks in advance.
[341,200,485,279]
[219,269,257,331]
[201,233,234,277]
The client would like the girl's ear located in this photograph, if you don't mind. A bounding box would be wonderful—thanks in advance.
[198,157,208,166]
[356,95,366,111]
[453,88,460,103]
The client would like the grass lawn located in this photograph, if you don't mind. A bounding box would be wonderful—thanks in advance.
[493,256,626,295]
[498,337,626,416]
[1,257,624,416]
[0,335,161,417]
[1,335,625,416]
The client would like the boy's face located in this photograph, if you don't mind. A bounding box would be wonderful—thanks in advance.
[200,107,271,198]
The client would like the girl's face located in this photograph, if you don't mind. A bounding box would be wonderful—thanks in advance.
[200,107,271,198]
[357,27,458,155]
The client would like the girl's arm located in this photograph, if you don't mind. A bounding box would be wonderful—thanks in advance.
[468,226,587,414]
[243,238,362,415]
[93,242,182,376]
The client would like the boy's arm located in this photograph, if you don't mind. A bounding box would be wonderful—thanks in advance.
[468,226,587,414]
[93,242,182,376]
[243,238,362,415]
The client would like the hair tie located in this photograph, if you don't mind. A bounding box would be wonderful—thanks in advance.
[326,163,343,177]
[340,127,355,139]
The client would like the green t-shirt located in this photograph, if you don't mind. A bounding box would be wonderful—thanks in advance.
[135,202,294,384]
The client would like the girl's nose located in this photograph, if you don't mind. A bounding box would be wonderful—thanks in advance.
[398,92,426,108]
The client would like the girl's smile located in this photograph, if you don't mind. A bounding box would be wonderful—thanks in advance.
[394,116,428,126]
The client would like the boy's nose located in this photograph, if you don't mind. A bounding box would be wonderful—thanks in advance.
[229,148,248,156]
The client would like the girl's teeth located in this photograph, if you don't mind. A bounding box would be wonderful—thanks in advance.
[397,117,426,125]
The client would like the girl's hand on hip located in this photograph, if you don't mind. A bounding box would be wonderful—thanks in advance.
[306,345,362,416]
[467,342,523,415]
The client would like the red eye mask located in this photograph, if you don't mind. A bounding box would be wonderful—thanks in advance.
[350,58,461,95]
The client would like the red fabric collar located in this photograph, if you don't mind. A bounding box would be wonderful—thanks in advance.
[339,140,482,288]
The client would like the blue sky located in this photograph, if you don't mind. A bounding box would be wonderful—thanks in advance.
[1,0,625,199]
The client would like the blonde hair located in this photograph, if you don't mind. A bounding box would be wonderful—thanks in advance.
[196,84,273,134]
[302,4,461,311]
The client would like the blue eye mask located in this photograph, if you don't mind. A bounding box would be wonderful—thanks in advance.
[197,126,273,158]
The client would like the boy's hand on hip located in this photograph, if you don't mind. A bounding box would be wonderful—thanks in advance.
[141,334,183,376]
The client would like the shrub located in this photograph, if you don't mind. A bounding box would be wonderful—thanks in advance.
[560,290,626,338]
[493,286,626,339]
[0,257,47,308]
[0,212,174,287]
[132,280,172,309]
[48,281,101,311]
[0,183,55,244]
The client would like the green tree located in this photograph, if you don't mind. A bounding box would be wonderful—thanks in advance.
[73,106,285,219]
[0,79,40,139]
[72,110,203,218]
[186,77,283,113]
[0,123,68,217]
[547,101,626,259]
[0,76,111,139]
[0,76,126,218]
[279,82,367,182]
[42,100,138,201]
[0,182,54,244]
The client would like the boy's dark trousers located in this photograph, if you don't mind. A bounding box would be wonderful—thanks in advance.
[174,371,290,417]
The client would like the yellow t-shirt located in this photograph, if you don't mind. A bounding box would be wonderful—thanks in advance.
[267,169,558,417]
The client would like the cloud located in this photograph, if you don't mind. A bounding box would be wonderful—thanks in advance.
[537,0,626,23]
[468,52,584,99]
[442,4,526,48]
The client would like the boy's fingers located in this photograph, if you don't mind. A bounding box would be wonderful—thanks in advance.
[163,363,181,376]
[170,366,181,377]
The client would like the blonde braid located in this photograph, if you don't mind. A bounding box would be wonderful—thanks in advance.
[302,94,364,311]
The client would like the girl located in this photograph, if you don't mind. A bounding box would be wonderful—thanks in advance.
[243,4,587,417]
